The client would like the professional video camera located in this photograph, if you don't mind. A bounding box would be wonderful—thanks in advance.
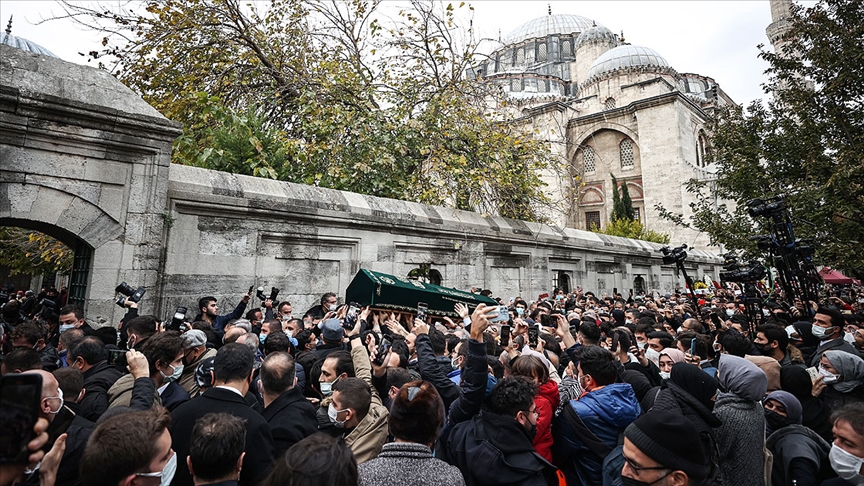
[747,196,786,218]
[37,298,59,320]
[165,307,188,332]
[720,263,767,283]
[115,282,146,307]
[256,286,280,302]
[750,235,778,252]
[660,244,688,265]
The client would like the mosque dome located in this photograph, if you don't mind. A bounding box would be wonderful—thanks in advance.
[504,14,600,45]
[573,24,618,50]
[1,17,58,58]
[584,45,670,82]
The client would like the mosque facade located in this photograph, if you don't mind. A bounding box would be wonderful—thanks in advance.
[469,9,757,250]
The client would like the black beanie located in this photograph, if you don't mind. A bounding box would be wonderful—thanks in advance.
[624,410,710,480]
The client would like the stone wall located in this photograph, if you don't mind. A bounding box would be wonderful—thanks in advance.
[158,165,722,319]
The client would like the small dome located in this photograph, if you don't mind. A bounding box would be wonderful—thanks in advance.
[504,14,600,45]
[1,33,57,58]
[584,45,670,82]
[574,24,618,50]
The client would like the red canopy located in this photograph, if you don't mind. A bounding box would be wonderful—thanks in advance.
[819,267,860,285]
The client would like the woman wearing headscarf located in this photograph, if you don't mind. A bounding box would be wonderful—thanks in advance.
[818,350,864,412]
[780,365,833,442]
[650,362,722,484]
[714,354,768,486]
[764,390,832,486]
[657,348,685,381]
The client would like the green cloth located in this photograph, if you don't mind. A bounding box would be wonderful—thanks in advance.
[345,269,497,317]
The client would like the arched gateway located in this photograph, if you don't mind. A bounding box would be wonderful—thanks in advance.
[0,44,182,325]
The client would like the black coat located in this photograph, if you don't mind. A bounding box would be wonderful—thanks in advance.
[261,387,318,458]
[54,403,95,486]
[415,334,459,409]
[442,411,557,486]
[170,387,275,486]
[79,360,123,422]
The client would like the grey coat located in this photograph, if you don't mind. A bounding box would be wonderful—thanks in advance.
[358,442,465,486]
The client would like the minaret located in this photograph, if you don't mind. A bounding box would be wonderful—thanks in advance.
[766,0,793,54]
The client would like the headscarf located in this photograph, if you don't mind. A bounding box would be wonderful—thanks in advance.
[718,354,767,401]
[670,362,718,410]
[745,355,782,392]
[793,321,819,348]
[659,348,686,364]
[824,350,864,393]
[780,366,834,442]
[765,390,803,424]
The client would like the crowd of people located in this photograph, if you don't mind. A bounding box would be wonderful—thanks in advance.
[1,282,864,486]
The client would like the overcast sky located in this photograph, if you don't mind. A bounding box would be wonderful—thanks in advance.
[2,0,794,106]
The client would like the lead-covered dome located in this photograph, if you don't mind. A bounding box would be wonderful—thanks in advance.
[1,33,57,57]
[504,14,600,45]
[584,45,670,82]
[574,24,618,50]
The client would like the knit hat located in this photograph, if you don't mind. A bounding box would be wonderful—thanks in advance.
[624,410,710,480]
[182,329,207,349]
[321,318,344,341]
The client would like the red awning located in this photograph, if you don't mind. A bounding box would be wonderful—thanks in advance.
[819,267,860,285]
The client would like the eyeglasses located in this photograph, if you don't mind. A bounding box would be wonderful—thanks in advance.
[522,408,539,419]
[623,455,670,473]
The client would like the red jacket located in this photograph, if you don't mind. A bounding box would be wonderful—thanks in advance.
[532,379,560,461]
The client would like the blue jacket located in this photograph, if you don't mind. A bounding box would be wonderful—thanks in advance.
[553,383,642,486]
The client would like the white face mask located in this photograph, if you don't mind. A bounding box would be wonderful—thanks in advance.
[160,451,177,486]
[328,403,347,428]
[659,371,671,380]
[725,309,735,317]
[812,324,835,340]
[645,347,660,366]
[829,444,864,483]
[320,377,338,397]
[328,304,338,312]
[819,366,840,384]
[844,332,856,345]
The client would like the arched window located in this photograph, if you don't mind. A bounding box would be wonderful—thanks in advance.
[696,130,711,167]
[620,139,634,168]
[604,97,616,110]
[538,43,548,62]
[511,78,522,92]
[561,39,571,57]
[516,47,525,64]
[407,264,440,285]
[634,276,646,294]
[582,146,596,173]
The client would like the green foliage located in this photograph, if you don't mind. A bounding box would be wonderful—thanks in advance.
[61,0,557,221]
[656,0,864,270]
[610,174,635,221]
[590,218,670,244]
[0,227,73,276]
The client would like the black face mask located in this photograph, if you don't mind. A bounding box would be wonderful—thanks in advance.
[621,472,671,486]
[764,409,789,436]
[523,422,537,441]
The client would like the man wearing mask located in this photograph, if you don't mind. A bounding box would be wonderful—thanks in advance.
[810,307,861,367]
[621,410,711,486]
[822,403,864,486]
[305,293,338,321]
[10,321,61,371]
[68,336,123,421]
[124,316,160,351]
[553,345,642,486]
[177,330,216,397]
[107,333,188,411]
[755,324,801,368]
[58,305,95,336]
[170,343,275,486]
[80,407,175,486]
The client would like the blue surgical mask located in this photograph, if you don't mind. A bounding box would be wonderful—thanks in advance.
[160,452,177,486]
[160,364,184,383]
[259,333,267,345]
[59,324,75,334]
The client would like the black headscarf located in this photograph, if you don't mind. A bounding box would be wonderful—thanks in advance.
[669,362,718,410]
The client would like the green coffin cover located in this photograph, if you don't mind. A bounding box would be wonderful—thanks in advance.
[345,269,497,317]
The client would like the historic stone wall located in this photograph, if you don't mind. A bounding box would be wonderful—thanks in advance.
[158,165,722,319]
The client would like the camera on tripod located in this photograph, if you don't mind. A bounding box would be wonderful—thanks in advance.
[256,286,279,302]
[115,282,146,307]
[750,235,778,252]
[660,244,688,265]
[747,196,786,218]
[720,263,766,283]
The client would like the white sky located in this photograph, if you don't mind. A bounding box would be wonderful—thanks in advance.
[1,0,792,106]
